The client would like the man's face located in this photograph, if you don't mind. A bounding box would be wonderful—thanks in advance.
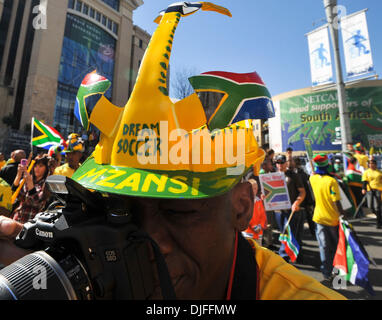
[369,161,377,170]
[276,161,287,172]
[127,184,251,299]
[66,151,82,168]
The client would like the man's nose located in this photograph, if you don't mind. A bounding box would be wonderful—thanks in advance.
[142,215,174,257]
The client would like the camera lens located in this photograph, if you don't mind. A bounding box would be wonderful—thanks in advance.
[0,251,92,300]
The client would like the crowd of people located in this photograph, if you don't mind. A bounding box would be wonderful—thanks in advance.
[0,133,380,296]
[242,142,382,282]
[0,133,85,223]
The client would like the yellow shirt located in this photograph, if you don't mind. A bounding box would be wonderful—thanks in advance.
[0,160,6,170]
[362,168,382,191]
[354,153,369,170]
[0,178,12,212]
[310,174,341,226]
[251,240,346,300]
[54,163,76,178]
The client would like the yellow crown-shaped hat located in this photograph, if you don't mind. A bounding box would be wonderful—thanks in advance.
[71,2,275,199]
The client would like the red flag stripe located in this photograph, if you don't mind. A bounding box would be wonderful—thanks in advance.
[333,222,347,274]
[201,71,265,85]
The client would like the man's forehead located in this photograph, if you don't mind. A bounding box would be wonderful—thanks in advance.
[121,193,227,209]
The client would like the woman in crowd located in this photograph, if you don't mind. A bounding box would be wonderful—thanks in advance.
[10,154,51,223]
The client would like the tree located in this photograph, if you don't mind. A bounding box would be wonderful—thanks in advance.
[170,66,199,100]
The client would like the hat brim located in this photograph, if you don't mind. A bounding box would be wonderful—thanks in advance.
[72,156,246,199]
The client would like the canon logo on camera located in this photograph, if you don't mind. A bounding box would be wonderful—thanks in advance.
[35,228,53,239]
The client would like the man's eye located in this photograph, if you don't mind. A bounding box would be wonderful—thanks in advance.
[162,209,196,216]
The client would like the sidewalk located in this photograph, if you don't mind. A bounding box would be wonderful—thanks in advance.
[267,214,382,300]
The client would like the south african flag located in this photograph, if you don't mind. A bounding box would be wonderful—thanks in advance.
[31,117,64,150]
[279,224,300,263]
[74,71,111,131]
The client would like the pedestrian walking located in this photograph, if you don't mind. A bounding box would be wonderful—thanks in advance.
[293,156,316,236]
[309,153,346,280]
[362,159,382,229]
[273,154,306,262]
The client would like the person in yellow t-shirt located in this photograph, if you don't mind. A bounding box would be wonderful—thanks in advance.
[54,133,84,178]
[353,142,368,172]
[309,153,346,280]
[362,159,382,228]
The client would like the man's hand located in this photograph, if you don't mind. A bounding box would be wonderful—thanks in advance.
[362,189,367,195]
[0,217,30,266]
[291,201,300,213]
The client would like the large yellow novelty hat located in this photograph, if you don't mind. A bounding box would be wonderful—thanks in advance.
[71,2,275,199]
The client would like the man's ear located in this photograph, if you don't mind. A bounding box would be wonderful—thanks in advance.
[230,182,254,231]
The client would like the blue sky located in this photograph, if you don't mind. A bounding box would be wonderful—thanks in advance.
[133,0,382,97]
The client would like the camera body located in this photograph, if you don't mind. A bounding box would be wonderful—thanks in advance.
[0,176,160,300]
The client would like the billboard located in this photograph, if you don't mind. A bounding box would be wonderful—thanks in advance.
[276,85,382,152]
[341,10,374,78]
[306,26,333,86]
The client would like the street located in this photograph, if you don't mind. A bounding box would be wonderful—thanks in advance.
[270,214,382,300]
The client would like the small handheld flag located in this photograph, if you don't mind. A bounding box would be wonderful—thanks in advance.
[31,117,65,150]
[279,224,300,263]
[333,218,375,295]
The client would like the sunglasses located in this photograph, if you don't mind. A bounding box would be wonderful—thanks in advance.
[276,161,286,164]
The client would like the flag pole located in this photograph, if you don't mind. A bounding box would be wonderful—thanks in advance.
[281,209,296,235]
[30,117,34,158]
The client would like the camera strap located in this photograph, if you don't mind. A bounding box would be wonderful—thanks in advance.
[148,238,177,300]
[227,232,259,300]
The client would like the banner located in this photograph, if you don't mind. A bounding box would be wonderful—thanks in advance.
[341,10,374,78]
[277,85,382,151]
[307,26,333,86]
[259,172,291,211]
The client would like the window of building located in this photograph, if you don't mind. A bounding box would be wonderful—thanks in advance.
[0,0,14,69]
[68,1,119,36]
[82,4,89,15]
[139,39,143,49]
[76,0,82,12]
[112,22,118,35]
[101,0,120,12]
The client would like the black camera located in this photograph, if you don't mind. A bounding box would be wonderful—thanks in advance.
[0,175,175,300]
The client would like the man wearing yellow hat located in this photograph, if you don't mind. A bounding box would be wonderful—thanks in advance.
[53,133,84,178]
[0,2,345,300]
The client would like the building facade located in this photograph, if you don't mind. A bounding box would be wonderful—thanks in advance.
[0,0,150,146]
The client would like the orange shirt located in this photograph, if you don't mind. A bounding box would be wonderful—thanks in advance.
[243,197,267,240]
